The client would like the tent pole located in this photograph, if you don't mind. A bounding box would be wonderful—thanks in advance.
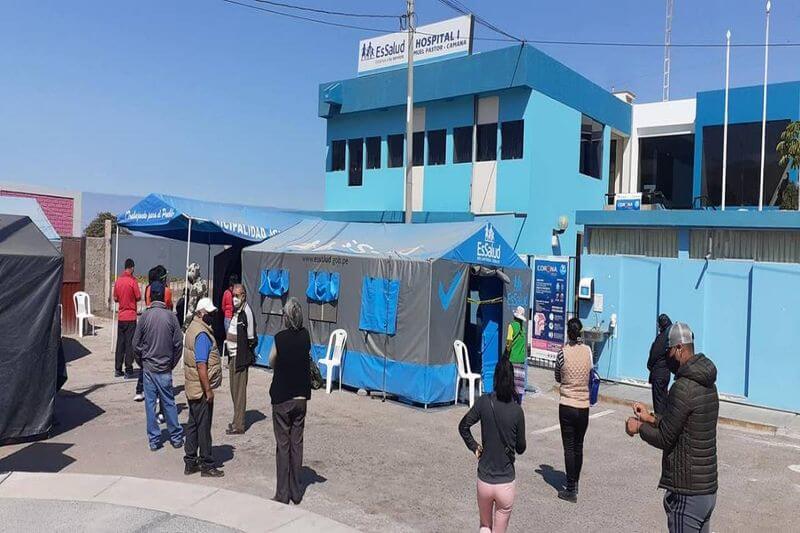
[181,218,193,363]
[111,225,120,353]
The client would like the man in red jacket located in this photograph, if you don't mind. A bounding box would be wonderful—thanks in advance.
[114,258,141,380]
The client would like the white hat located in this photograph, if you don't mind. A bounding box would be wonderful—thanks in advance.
[195,297,217,314]
[513,306,527,322]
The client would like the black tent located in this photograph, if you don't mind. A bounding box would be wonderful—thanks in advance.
[0,215,64,443]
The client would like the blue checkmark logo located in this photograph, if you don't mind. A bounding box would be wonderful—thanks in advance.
[438,270,464,311]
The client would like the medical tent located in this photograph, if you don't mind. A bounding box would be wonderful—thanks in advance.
[242,219,532,406]
[0,215,64,443]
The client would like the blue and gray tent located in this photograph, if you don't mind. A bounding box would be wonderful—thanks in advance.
[242,219,532,406]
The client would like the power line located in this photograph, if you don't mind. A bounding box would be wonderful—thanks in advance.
[435,0,524,42]
[222,0,800,49]
[249,0,400,19]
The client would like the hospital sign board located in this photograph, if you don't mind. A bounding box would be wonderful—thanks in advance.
[357,15,473,74]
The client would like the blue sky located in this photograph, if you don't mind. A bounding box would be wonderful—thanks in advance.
[2,0,799,211]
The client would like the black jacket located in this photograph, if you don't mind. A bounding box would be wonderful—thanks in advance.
[640,354,719,495]
[647,322,672,378]
[133,301,183,373]
[234,304,257,371]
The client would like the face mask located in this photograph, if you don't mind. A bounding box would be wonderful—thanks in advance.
[667,349,681,374]
[202,314,214,326]
[233,297,242,309]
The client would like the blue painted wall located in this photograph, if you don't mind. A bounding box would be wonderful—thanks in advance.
[693,81,800,200]
[580,254,800,412]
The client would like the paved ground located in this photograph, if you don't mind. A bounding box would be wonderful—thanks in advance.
[2,319,799,532]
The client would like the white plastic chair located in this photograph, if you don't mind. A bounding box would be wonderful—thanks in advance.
[454,340,482,407]
[318,329,347,394]
[73,291,95,337]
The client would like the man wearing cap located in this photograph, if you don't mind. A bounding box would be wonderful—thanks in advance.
[506,306,528,404]
[132,281,183,451]
[183,297,224,477]
[626,322,719,533]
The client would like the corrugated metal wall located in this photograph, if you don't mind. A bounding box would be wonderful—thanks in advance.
[690,229,800,263]
[587,228,678,257]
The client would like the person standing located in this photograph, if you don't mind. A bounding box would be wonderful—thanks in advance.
[458,357,526,533]
[626,322,719,533]
[647,314,673,416]
[114,258,141,381]
[222,274,239,332]
[225,283,256,435]
[269,298,312,504]
[132,282,184,451]
[183,298,224,478]
[554,318,593,503]
[137,265,173,403]
[182,262,208,331]
[506,306,528,404]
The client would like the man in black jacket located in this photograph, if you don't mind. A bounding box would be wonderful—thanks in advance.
[647,314,672,415]
[133,282,184,451]
[626,322,719,533]
[225,284,257,435]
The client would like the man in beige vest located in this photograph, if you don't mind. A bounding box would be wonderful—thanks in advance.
[183,298,224,477]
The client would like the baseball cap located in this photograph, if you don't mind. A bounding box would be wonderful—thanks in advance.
[668,322,694,348]
[195,297,217,314]
[513,306,527,322]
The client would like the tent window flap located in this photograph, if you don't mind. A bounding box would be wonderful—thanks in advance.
[259,269,290,297]
[306,271,340,303]
[358,277,400,335]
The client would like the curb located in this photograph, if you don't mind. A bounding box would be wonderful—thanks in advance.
[0,472,358,533]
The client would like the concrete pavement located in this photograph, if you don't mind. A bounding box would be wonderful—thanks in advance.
[0,472,356,533]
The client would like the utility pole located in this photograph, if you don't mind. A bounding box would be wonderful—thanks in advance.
[662,0,674,102]
[404,0,415,224]
[721,30,731,211]
[758,0,771,211]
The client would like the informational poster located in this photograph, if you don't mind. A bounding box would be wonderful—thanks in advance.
[615,192,642,211]
[531,257,569,361]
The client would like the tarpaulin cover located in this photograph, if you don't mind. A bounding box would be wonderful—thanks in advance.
[259,269,290,297]
[0,197,60,241]
[358,277,400,335]
[0,215,64,442]
[117,193,312,245]
[306,271,340,303]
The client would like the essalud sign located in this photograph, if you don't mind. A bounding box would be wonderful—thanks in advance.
[357,15,473,75]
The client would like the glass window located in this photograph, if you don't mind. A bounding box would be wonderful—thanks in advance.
[701,120,790,207]
[580,115,604,179]
[330,140,346,172]
[638,134,695,209]
[387,134,404,168]
[365,136,381,170]
[501,120,524,160]
[413,131,424,167]
[427,129,446,166]
[348,138,363,187]
[476,123,497,162]
[453,126,473,163]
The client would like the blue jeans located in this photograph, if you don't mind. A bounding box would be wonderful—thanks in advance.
[143,370,183,448]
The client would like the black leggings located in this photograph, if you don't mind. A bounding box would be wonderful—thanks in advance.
[559,404,589,490]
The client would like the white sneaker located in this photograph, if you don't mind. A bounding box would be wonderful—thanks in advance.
[134,393,145,402]
[157,413,165,424]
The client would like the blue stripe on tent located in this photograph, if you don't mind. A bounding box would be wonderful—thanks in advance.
[255,334,457,405]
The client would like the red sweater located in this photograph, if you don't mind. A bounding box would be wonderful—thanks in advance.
[222,288,234,319]
[114,270,141,322]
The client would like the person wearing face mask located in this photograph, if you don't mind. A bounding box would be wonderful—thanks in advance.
[225,284,257,435]
[183,298,224,477]
[626,322,719,533]
[647,314,673,415]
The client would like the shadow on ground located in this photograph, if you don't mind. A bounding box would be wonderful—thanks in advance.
[535,464,566,493]
[213,444,235,467]
[51,384,106,438]
[62,338,91,363]
[0,442,76,473]
[245,410,267,431]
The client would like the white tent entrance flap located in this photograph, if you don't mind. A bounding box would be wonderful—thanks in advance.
[241,220,532,407]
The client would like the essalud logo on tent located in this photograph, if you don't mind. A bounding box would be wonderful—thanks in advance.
[476,224,501,262]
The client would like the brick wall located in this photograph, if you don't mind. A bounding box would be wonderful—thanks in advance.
[0,190,74,237]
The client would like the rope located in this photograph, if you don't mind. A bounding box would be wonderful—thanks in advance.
[467,296,504,305]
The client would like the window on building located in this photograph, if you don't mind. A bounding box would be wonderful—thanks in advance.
[453,126,473,163]
[701,120,790,207]
[387,134,404,168]
[348,138,363,186]
[413,131,424,167]
[365,136,381,170]
[330,140,346,172]
[579,115,604,179]
[476,123,497,162]
[501,120,524,160]
[639,134,695,209]
[427,129,446,165]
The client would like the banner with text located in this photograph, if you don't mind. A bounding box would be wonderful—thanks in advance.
[357,15,473,74]
[531,257,569,361]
